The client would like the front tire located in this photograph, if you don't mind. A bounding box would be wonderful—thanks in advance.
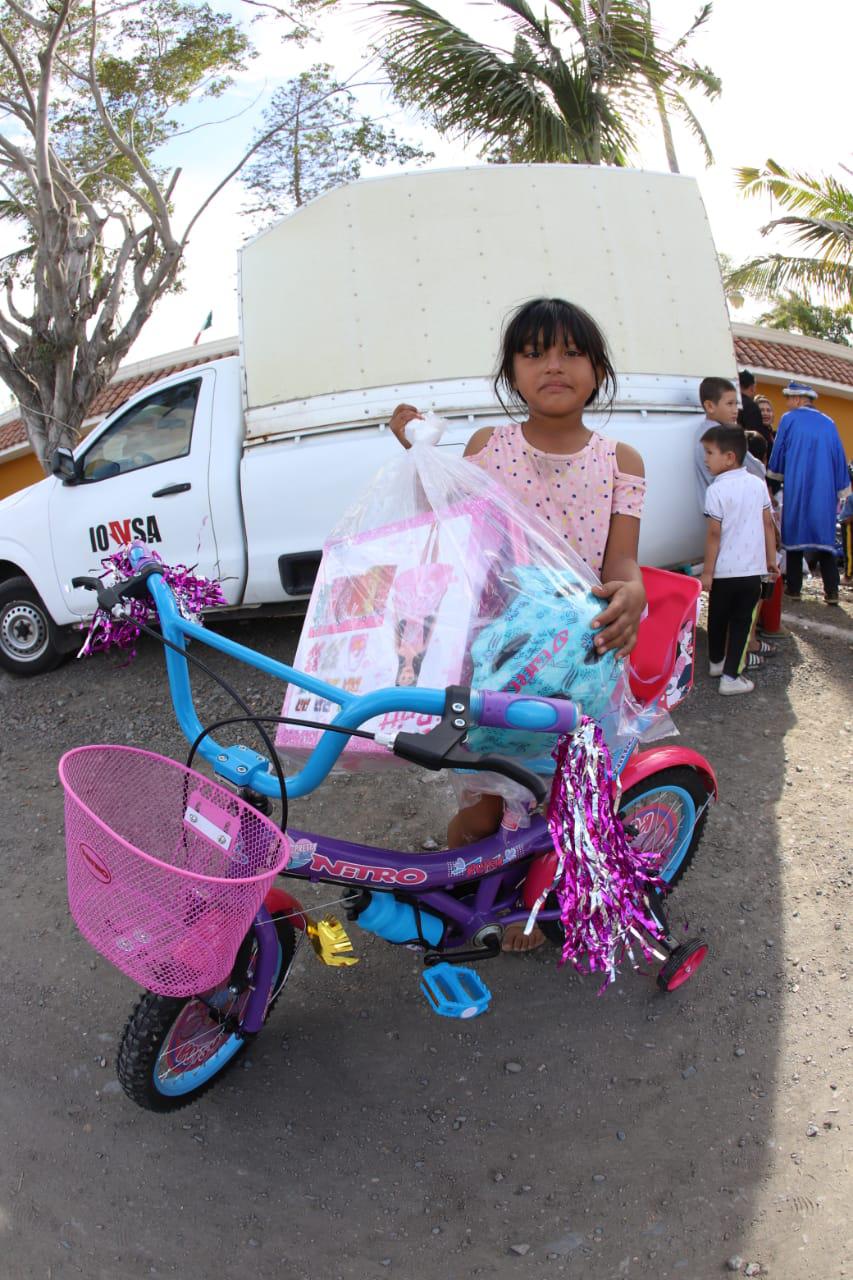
[116,916,295,1113]
[0,576,64,676]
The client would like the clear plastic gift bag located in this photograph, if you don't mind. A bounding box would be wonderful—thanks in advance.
[276,414,670,781]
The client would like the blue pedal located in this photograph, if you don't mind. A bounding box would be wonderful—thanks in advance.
[420,963,492,1019]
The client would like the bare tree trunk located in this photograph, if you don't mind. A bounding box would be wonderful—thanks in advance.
[0,1,342,468]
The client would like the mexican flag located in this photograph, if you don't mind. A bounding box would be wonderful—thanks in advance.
[193,311,213,345]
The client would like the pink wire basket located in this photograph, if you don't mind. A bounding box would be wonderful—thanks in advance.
[59,746,292,997]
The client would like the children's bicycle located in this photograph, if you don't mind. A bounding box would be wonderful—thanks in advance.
[62,546,715,1113]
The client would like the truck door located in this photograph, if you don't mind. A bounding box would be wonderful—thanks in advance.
[49,373,220,617]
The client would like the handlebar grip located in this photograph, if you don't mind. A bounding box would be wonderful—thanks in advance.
[475,691,579,736]
[128,541,162,571]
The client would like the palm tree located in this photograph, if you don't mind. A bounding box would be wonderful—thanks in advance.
[727,160,853,304]
[370,0,720,169]
[756,291,851,346]
[717,252,745,312]
[636,1,718,173]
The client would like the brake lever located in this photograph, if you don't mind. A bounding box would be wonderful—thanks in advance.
[392,686,548,806]
[71,562,163,613]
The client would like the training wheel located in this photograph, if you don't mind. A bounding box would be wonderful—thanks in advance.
[656,939,708,992]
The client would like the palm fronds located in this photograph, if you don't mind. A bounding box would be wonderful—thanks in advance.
[725,254,853,304]
[730,160,853,303]
[370,0,719,169]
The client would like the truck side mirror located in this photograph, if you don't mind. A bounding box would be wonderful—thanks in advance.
[51,447,81,485]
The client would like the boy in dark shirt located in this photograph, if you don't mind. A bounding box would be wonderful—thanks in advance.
[738,370,774,449]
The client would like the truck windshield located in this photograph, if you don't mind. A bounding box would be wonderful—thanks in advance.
[81,379,202,481]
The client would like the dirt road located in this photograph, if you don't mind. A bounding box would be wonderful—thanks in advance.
[1,583,850,1280]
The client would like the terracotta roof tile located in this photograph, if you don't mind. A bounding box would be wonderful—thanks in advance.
[87,350,237,417]
[0,349,238,455]
[734,335,853,387]
[2,335,851,457]
[0,418,26,451]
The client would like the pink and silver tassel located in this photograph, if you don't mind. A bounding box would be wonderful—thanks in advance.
[527,717,664,990]
[77,547,226,661]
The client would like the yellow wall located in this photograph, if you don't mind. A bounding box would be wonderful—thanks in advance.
[0,452,43,499]
[756,384,853,459]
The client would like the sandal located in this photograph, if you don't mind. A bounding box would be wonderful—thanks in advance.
[755,640,777,656]
[744,652,764,670]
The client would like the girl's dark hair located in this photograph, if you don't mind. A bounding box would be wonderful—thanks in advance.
[494,297,617,416]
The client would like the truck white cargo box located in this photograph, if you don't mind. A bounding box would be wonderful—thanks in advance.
[239,164,733,436]
[237,164,733,574]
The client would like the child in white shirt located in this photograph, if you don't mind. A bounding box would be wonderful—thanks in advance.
[700,425,778,696]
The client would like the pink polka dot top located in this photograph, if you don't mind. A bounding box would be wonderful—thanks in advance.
[469,424,646,575]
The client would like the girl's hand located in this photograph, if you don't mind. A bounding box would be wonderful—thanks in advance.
[590,579,646,658]
[388,403,422,449]
[700,570,713,593]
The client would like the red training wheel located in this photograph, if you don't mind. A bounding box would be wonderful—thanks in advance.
[657,939,708,992]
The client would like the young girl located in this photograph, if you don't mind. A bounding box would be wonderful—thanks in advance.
[389,297,647,949]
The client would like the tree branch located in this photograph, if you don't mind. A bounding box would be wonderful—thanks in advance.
[181,79,374,244]
[3,0,52,35]
[83,0,177,246]
[0,27,38,121]
[33,0,72,217]
[0,330,39,407]
[3,277,33,329]
[0,131,39,190]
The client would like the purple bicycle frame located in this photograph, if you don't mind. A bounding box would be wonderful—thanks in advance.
[240,813,556,1031]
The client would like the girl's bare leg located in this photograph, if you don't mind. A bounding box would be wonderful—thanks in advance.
[446,795,545,953]
[446,794,503,848]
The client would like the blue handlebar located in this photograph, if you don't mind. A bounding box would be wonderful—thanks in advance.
[127,546,577,800]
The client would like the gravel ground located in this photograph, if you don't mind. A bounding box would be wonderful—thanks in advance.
[0,577,850,1280]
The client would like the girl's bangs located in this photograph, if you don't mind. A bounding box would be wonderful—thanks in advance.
[509,301,586,355]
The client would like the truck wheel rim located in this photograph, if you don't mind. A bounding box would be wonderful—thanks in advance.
[1,601,48,662]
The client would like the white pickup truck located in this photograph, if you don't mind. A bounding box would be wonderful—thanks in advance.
[0,164,734,675]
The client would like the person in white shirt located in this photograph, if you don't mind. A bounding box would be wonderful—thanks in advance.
[700,425,779,696]
[694,376,767,513]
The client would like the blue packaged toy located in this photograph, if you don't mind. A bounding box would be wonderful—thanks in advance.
[465,566,622,769]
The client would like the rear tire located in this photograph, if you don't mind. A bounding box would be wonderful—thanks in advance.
[0,576,64,676]
[618,767,710,890]
[116,917,295,1112]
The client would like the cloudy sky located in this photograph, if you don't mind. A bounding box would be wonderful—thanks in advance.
[3,0,850,377]
[130,0,847,361]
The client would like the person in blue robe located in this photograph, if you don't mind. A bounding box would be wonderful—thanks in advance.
[768,381,851,604]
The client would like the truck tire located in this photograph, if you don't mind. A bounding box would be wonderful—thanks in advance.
[0,577,65,676]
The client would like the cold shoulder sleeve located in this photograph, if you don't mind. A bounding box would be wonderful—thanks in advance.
[612,465,646,518]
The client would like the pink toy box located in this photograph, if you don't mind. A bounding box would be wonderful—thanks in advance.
[276,501,499,770]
